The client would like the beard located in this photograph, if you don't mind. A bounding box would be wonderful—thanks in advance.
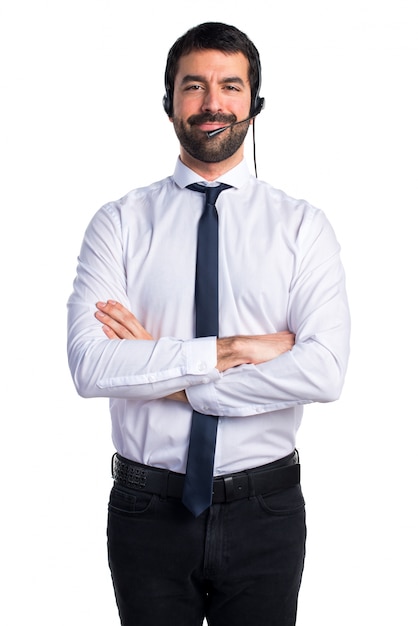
[172,112,250,163]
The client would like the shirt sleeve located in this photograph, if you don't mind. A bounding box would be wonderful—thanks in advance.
[67,204,220,400]
[186,209,351,416]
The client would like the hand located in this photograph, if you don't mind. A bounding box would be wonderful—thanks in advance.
[165,390,188,403]
[95,300,153,340]
[95,301,187,403]
[216,331,295,372]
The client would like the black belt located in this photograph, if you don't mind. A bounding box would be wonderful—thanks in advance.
[112,451,300,504]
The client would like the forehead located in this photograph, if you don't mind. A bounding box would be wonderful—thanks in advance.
[174,49,250,84]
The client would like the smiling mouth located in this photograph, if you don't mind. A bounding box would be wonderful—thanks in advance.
[197,122,227,132]
[188,114,236,130]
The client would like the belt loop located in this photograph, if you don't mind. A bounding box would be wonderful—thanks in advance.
[245,470,256,498]
[160,470,170,500]
[223,476,234,501]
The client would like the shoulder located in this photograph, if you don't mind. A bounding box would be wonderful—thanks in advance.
[103,176,174,215]
[246,178,338,249]
[85,176,176,229]
[246,177,325,223]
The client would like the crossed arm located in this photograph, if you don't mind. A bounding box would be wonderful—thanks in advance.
[95,300,295,402]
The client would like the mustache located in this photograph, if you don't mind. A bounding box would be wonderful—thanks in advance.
[187,113,237,126]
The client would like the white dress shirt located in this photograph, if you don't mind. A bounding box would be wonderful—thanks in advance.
[67,158,350,475]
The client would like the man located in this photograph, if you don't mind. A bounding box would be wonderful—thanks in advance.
[67,22,350,626]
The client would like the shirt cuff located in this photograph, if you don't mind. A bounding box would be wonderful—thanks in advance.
[183,337,221,414]
[183,336,218,377]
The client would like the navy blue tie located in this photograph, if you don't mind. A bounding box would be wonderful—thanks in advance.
[182,182,231,517]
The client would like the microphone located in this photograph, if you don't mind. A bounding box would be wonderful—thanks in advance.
[206,115,256,138]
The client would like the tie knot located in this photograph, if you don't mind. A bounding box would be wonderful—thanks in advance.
[187,183,232,206]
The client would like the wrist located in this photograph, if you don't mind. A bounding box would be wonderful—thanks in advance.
[216,336,248,372]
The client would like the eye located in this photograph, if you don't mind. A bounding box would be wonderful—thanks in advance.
[184,84,203,91]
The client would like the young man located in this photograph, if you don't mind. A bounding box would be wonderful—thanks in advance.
[67,22,350,626]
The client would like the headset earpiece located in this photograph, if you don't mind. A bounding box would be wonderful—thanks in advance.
[251,96,265,118]
[163,90,172,117]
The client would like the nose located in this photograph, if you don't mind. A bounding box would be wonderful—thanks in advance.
[201,87,222,113]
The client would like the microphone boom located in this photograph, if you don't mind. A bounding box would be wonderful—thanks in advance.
[206,116,253,138]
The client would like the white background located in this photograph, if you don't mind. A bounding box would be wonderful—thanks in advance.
[1,1,417,624]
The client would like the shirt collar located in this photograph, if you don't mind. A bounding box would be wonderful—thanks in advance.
[173,157,251,190]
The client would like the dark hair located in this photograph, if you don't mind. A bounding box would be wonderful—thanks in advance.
[163,22,263,117]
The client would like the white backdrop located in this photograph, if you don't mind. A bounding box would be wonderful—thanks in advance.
[1,1,417,624]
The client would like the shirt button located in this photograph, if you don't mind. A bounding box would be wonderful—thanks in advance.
[148,374,156,382]
[197,361,207,372]
[202,377,210,384]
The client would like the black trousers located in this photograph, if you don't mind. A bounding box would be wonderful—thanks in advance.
[107,464,306,626]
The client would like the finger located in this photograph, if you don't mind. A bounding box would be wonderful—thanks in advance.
[96,300,137,325]
[96,300,142,336]
[95,311,136,339]
[96,301,150,338]
[95,303,153,340]
[101,324,120,340]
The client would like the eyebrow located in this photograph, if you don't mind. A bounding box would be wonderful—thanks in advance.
[180,74,247,87]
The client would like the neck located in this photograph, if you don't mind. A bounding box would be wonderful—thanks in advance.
[179,148,244,181]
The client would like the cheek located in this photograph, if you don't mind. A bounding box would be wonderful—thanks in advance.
[172,90,201,115]
[172,102,189,122]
